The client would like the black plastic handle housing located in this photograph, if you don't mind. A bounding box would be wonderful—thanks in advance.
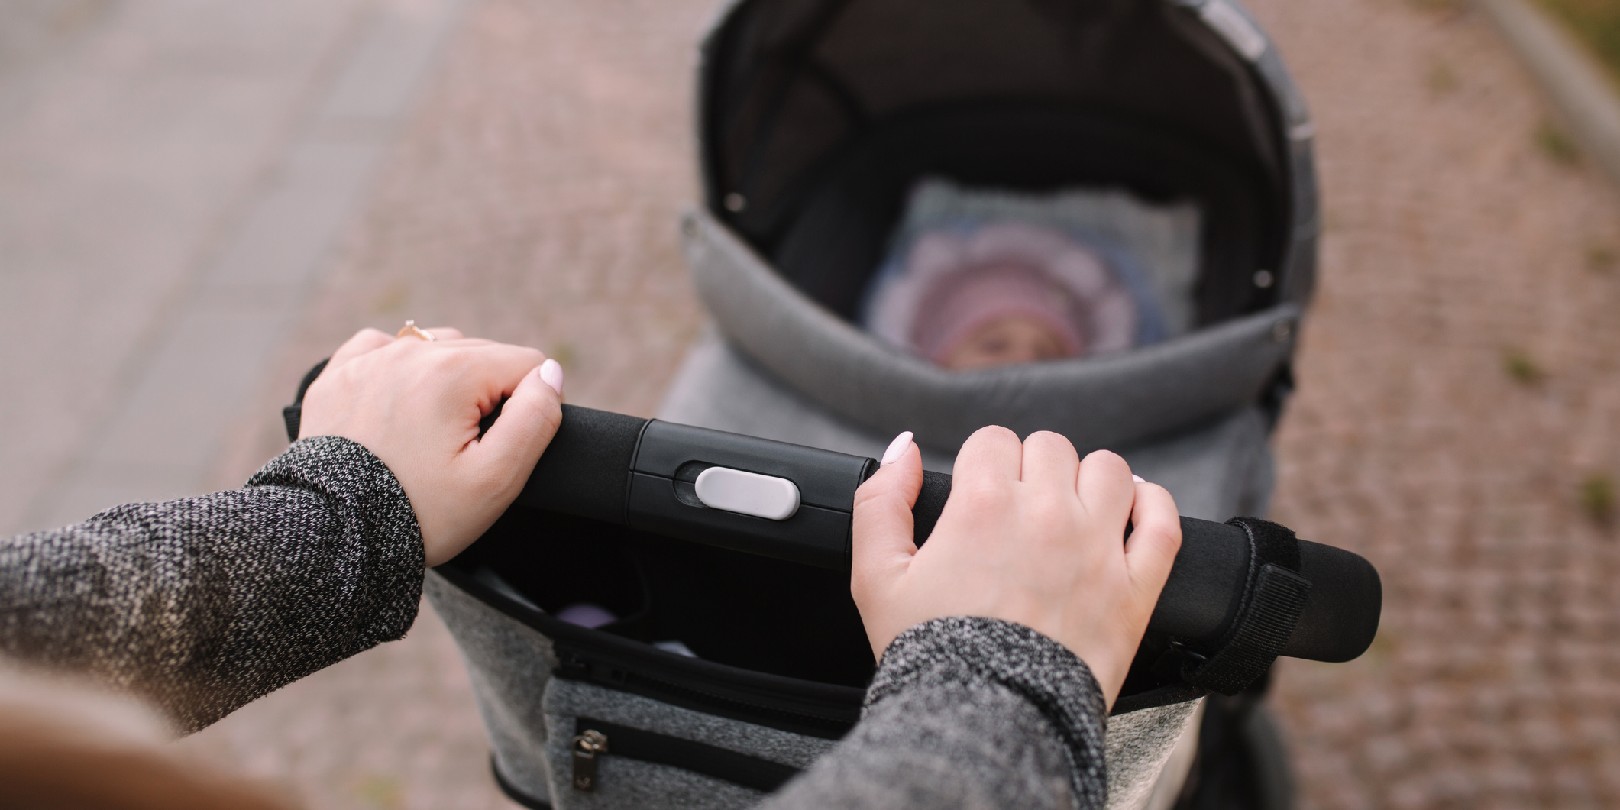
[516,405,1382,665]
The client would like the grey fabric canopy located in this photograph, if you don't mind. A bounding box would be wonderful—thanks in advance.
[696,0,1319,311]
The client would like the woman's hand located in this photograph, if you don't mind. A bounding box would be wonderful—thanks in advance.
[850,427,1181,708]
[298,327,565,567]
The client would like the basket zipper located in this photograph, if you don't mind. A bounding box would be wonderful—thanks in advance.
[570,718,802,794]
[571,729,608,791]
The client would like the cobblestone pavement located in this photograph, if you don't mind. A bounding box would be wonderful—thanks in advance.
[169,0,1620,808]
[1259,2,1620,807]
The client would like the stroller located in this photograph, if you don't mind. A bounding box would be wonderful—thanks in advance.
[405,1,1357,808]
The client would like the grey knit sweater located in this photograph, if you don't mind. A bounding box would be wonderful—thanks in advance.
[0,437,1109,808]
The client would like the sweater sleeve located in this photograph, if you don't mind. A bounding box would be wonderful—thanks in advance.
[757,616,1109,810]
[0,436,424,732]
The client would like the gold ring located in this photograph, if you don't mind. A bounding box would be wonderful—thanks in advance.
[397,320,436,341]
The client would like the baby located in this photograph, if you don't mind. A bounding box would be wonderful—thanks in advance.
[865,221,1141,370]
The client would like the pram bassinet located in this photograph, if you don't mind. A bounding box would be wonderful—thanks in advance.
[426,1,1323,808]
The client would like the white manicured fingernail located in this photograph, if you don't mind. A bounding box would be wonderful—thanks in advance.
[539,359,564,395]
[880,431,914,466]
[1133,475,1146,483]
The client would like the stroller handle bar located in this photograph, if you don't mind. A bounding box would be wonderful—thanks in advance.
[513,405,1382,668]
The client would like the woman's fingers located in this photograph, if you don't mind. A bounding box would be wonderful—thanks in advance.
[951,425,1022,492]
[850,432,924,658]
[466,360,564,487]
[328,328,393,368]
[852,433,924,591]
[1020,430,1080,491]
[1124,480,1182,598]
[843,424,1186,704]
[1076,449,1135,530]
[454,344,547,407]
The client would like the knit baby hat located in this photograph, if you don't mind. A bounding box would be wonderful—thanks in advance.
[869,221,1138,364]
[910,262,1086,362]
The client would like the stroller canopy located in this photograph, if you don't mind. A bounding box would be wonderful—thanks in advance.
[699,0,1316,310]
[674,0,1319,461]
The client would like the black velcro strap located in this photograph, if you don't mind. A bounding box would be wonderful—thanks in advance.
[281,358,330,443]
[1182,517,1312,695]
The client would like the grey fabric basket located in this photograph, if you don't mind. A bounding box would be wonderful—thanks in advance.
[427,571,1203,810]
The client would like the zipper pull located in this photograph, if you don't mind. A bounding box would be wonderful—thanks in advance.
[572,729,609,792]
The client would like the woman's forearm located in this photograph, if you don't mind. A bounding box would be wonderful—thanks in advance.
[0,436,423,731]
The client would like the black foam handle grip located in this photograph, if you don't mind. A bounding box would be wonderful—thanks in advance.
[519,406,1381,664]
[911,471,1378,663]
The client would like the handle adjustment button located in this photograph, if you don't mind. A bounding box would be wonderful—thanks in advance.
[692,467,801,520]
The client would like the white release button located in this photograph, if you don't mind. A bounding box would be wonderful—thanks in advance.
[693,467,801,521]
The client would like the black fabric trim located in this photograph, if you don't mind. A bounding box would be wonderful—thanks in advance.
[573,717,802,794]
[1235,516,1301,575]
[1181,517,1311,695]
[491,757,553,810]
[1111,681,1206,716]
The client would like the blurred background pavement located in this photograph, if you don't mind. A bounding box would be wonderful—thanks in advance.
[2,0,1619,807]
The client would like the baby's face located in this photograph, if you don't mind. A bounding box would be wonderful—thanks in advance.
[942,314,1079,370]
